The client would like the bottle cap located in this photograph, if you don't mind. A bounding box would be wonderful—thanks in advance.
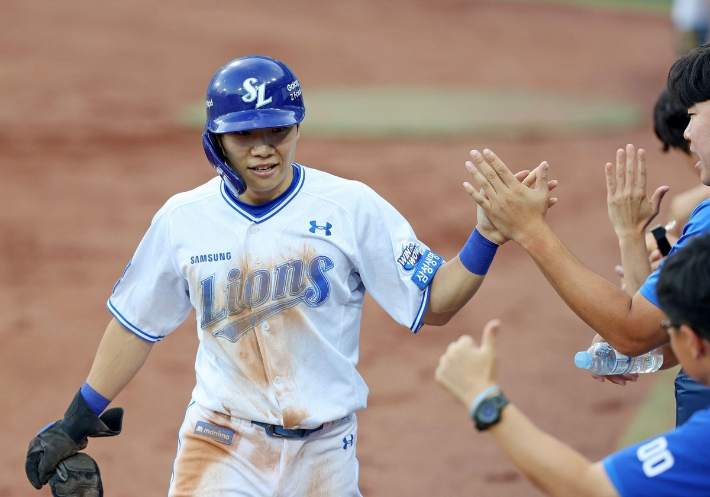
[574,351,593,369]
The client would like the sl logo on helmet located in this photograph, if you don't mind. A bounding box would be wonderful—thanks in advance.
[242,78,273,109]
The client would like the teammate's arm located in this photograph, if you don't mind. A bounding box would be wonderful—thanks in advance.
[435,323,619,497]
[605,145,667,296]
[86,318,154,400]
[465,149,667,356]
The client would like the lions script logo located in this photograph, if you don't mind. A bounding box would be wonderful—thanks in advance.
[200,254,334,343]
[194,421,235,445]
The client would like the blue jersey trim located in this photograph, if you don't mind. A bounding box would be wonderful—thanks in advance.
[107,299,164,343]
[220,163,306,224]
[410,285,430,333]
[169,400,196,489]
[602,457,628,496]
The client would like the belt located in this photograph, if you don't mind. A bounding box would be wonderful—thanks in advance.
[252,421,324,438]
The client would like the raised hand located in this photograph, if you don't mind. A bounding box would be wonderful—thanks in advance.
[435,320,501,408]
[606,144,669,238]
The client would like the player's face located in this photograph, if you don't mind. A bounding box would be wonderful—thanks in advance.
[220,125,299,203]
[684,101,710,185]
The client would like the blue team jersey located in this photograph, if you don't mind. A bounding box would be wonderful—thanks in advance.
[640,198,710,306]
[639,198,710,426]
[603,405,710,496]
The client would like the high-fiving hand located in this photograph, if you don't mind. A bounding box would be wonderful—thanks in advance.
[464,149,555,246]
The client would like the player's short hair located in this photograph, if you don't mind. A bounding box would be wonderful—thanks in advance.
[668,42,710,108]
[657,233,710,341]
[653,88,691,155]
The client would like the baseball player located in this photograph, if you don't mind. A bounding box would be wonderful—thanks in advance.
[24,55,556,496]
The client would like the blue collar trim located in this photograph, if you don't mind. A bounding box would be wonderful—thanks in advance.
[220,163,305,224]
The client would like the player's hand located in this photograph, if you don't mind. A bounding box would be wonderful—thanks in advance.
[588,334,639,386]
[606,145,669,239]
[464,149,553,246]
[475,167,559,245]
[435,320,500,408]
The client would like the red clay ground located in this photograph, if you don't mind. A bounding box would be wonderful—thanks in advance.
[0,1,695,496]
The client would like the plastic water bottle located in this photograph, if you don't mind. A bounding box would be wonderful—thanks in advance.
[574,343,663,375]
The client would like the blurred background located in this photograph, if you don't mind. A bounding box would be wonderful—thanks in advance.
[0,0,705,495]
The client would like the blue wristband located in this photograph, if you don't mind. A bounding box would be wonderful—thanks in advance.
[459,228,499,275]
[80,382,111,416]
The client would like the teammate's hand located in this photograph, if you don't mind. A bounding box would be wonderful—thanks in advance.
[475,167,559,245]
[464,149,553,246]
[588,334,639,386]
[606,145,669,239]
[435,320,500,408]
[49,453,103,497]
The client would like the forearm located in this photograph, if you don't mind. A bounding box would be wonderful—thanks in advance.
[424,256,484,325]
[85,318,153,400]
[618,234,652,295]
[521,225,663,355]
[490,404,617,497]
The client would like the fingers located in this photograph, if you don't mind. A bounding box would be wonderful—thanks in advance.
[624,144,636,193]
[548,179,558,191]
[615,265,624,277]
[522,168,537,187]
[604,375,629,386]
[481,149,519,188]
[650,248,662,262]
[616,148,626,190]
[650,186,670,216]
[637,148,647,191]
[463,181,491,211]
[466,157,498,196]
[481,319,500,353]
[548,197,558,208]
[605,163,615,196]
[591,373,605,383]
[514,170,531,182]
[535,162,550,193]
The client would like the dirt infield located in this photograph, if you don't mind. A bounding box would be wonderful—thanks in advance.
[0,1,696,496]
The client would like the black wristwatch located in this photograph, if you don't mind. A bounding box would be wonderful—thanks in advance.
[472,393,509,431]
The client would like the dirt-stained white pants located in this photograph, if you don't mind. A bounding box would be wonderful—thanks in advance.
[168,401,361,497]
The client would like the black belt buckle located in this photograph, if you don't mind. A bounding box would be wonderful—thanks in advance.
[253,421,323,438]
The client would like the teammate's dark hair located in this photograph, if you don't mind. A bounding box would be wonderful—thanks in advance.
[653,88,691,155]
[668,42,710,108]
[656,233,710,341]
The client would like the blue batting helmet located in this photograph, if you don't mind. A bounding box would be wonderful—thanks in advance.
[202,55,305,197]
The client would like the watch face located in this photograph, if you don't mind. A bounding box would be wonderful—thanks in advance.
[479,402,499,423]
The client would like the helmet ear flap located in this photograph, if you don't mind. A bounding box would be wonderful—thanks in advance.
[202,132,247,197]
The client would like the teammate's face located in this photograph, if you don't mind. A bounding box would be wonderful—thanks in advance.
[669,324,710,386]
[684,101,710,185]
[219,125,299,204]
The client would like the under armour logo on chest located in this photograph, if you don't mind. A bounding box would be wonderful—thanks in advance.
[343,434,354,450]
[309,221,332,236]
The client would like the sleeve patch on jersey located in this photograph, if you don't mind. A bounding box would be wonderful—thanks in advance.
[411,250,443,290]
[397,242,424,271]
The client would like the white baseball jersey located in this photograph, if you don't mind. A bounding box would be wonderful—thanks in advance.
[108,163,443,429]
